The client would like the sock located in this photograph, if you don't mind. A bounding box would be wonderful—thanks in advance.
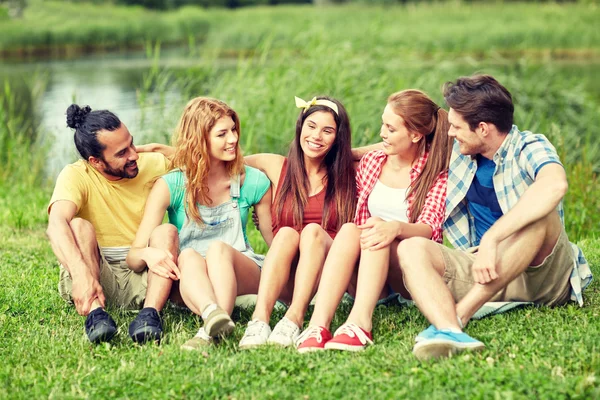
[201,303,218,321]
[196,326,210,339]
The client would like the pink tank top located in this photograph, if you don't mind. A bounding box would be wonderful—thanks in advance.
[271,159,338,239]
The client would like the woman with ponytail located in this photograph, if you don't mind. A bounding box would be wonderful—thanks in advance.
[296,89,453,352]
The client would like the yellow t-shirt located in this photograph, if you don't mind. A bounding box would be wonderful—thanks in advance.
[48,153,170,248]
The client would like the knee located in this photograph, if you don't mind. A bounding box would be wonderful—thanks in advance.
[149,223,178,247]
[178,248,204,269]
[69,218,96,239]
[300,223,328,243]
[337,222,359,238]
[397,237,430,269]
[206,240,232,259]
[272,226,300,245]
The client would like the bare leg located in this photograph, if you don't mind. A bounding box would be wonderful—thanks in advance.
[309,223,361,329]
[456,212,562,324]
[206,241,261,315]
[252,227,300,323]
[387,241,411,299]
[345,244,392,332]
[69,218,103,313]
[178,248,216,316]
[144,224,179,311]
[399,212,563,331]
[284,224,334,328]
[397,237,459,330]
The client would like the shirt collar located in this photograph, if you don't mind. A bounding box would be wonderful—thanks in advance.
[491,124,517,163]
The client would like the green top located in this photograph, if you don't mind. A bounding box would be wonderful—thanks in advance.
[161,166,270,244]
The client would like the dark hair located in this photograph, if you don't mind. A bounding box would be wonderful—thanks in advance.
[66,104,121,160]
[443,74,514,133]
[388,89,453,223]
[274,96,357,230]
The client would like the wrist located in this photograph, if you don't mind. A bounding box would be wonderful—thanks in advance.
[394,221,404,237]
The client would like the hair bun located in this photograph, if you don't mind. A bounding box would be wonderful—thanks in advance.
[66,104,92,129]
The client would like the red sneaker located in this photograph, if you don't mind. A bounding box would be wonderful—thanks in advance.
[324,323,373,352]
[296,326,332,354]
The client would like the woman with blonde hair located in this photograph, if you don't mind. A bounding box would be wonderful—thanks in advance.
[127,97,273,349]
[296,89,453,352]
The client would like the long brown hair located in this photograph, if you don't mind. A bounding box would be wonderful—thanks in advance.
[387,90,453,223]
[274,96,356,230]
[170,97,244,224]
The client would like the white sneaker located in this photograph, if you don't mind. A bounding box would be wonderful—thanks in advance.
[181,327,212,351]
[239,319,271,350]
[267,317,300,347]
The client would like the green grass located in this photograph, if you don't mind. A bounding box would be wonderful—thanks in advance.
[0,0,210,56]
[0,227,598,398]
[1,3,599,398]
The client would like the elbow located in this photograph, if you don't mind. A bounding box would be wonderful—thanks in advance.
[46,222,56,241]
[552,178,568,202]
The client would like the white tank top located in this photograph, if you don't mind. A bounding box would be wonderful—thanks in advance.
[367,180,409,222]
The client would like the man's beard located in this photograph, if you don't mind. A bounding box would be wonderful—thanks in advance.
[102,159,139,179]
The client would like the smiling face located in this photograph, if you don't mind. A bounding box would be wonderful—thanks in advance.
[93,123,139,180]
[208,115,238,163]
[448,108,485,156]
[299,110,337,162]
[380,104,421,156]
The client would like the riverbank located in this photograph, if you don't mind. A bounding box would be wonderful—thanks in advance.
[0,1,210,58]
[1,2,599,60]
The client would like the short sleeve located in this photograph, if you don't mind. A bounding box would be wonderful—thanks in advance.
[48,165,87,214]
[243,166,270,206]
[161,170,186,230]
[521,134,562,179]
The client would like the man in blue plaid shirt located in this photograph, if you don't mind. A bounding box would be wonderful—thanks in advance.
[396,74,592,361]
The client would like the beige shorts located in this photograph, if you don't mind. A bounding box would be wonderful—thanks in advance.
[58,251,148,310]
[440,228,573,306]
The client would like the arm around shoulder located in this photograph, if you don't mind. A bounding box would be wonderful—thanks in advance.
[244,153,285,183]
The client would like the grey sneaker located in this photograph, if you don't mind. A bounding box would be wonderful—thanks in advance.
[203,306,235,338]
[181,327,213,351]
[267,317,300,347]
[239,319,271,349]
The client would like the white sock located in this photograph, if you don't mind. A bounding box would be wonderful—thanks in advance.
[201,303,218,321]
[195,327,210,339]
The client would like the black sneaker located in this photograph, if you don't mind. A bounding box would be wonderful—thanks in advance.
[128,307,163,344]
[85,308,118,344]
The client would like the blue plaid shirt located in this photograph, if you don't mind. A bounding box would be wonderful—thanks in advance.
[444,125,592,306]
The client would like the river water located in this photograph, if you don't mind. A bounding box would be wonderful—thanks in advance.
[0,48,194,178]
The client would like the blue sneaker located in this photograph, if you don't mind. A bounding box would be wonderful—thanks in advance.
[412,329,485,361]
[414,325,437,343]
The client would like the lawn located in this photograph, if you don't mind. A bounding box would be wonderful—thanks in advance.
[1,1,599,398]
[0,227,598,398]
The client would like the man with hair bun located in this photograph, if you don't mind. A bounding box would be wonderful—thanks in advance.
[397,74,592,360]
[46,104,177,344]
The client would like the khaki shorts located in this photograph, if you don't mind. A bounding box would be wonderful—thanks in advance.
[58,251,148,310]
[440,228,573,306]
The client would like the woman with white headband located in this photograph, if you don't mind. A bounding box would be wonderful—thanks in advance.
[239,96,357,349]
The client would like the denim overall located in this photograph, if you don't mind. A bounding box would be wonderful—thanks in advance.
[178,175,264,267]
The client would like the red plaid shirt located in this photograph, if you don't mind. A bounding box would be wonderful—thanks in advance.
[354,150,447,243]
